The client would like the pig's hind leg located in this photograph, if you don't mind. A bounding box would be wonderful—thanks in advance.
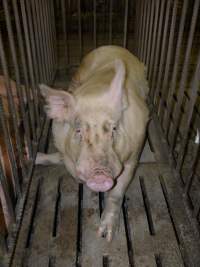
[98,157,138,242]
[35,152,63,165]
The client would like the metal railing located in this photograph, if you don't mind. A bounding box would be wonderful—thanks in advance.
[0,0,56,256]
[134,0,200,222]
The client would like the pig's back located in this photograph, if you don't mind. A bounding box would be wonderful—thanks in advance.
[72,45,149,100]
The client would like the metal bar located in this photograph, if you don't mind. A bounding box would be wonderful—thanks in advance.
[138,0,145,59]
[0,96,21,197]
[146,0,155,68]
[153,0,171,104]
[158,0,178,121]
[3,0,32,159]
[134,1,140,55]
[93,0,97,48]
[0,160,15,230]
[46,2,55,80]
[164,0,189,138]
[169,0,200,150]
[0,28,26,187]
[31,0,45,82]
[20,0,39,140]
[49,0,57,72]
[34,0,48,82]
[78,0,82,62]
[12,0,35,143]
[150,0,166,97]
[148,0,160,80]
[61,0,69,64]
[109,0,113,45]
[143,0,151,64]
[123,0,129,48]
[176,50,200,173]
[25,0,41,129]
[141,0,148,61]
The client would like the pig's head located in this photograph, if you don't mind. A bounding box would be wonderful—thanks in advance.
[40,59,128,192]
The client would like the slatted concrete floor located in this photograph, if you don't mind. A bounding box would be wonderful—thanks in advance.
[9,119,200,267]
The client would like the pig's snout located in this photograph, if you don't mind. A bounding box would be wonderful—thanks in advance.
[86,174,114,192]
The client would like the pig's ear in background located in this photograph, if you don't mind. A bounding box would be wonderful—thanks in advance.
[107,59,128,112]
[39,84,76,121]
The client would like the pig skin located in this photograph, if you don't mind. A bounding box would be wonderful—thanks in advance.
[37,46,149,241]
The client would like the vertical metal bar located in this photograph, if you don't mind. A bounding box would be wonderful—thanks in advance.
[12,0,35,142]
[169,0,200,150]
[0,161,15,229]
[20,0,39,140]
[25,0,41,126]
[30,0,45,82]
[164,0,189,138]
[152,0,171,104]
[33,0,48,82]
[134,1,140,55]
[3,0,32,158]
[140,0,147,61]
[0,28,26,182]
[109,0,113,45]
[158,0,178,121]
[61,0,69,64]
[78,0,82,62]
[93,0,97,48]
[0,97,21,197]
[148,0,160,80]
[46,0,56,81]
[146,0,155,68]
[50,0,57,72]
[143,0,151,64]
[150,0,166,97]
[123,0,129,48]
[137,0,143,57]
[176,50,200,172]
[138,0,145,59]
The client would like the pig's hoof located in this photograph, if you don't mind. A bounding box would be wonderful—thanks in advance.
[97,211,119,242]
[35,152,48,165]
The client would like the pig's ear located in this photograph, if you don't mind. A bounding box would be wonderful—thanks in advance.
[108,59,128,111]
[39,84,76,122]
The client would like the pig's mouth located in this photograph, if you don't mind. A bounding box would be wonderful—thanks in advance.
[86,168,114,192]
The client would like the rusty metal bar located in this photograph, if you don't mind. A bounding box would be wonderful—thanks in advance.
[164,0,189,139]
[0,159,15,230]
[20,0,40,139]
[12,0,35,143]
[0,96,21,197]
[123,0,129,48]
[93,0,97,48]
[146,0,155,69]
[153,0,171,104]
[150,0,166,97]
[158,0,178,120]
[3,0,32,159]
[61,0,69,64]
[0,28,26,183]
[169,0,200,150]
[176,51,200,173]
[109,0,113,45]
[78,0,82,62]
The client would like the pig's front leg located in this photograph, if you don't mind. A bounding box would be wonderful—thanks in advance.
[35,152,63,165]
[98,157,137,242]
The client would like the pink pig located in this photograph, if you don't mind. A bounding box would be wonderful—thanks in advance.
[36,46,149,241]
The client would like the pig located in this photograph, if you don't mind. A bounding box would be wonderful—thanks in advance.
[36,46,149,241]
